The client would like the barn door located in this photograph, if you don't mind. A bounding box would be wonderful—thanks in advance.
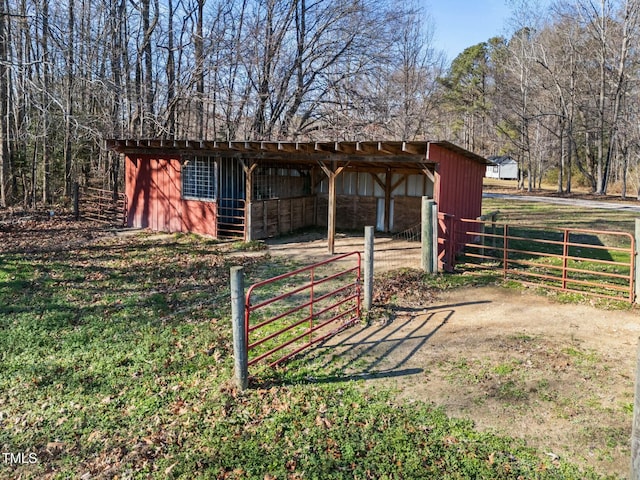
[218,158,246,239]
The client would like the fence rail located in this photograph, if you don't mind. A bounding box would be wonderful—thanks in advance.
[454,218,635,303]
[245,251,361,368]
[75,185,127,226]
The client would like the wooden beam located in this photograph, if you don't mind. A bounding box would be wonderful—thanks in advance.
[245,162,255,241]
[327,172,337,254]
[370,172,386,190]
[391,174,406,192]
[402,141,421,155]
[317,160,346,254]
[317,160,333,178]
[421,166,436,184]
[384,169,391,232]
[378,142,403,155]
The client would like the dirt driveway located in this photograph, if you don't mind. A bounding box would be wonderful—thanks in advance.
[313,284,640,478]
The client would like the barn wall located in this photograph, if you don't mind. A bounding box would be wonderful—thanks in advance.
[125,155,218,237]
[430,144,485,220]
[315,194,419,232]
[250,196,316,239]
[393,197,422,231]
[316,195,378,230]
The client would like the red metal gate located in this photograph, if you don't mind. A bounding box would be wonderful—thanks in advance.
[245,252,361,368]
[452,218,635,303]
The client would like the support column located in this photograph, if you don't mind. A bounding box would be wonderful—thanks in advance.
[318,160,345,254]
[240,160,257,242]
[328,172,336,254]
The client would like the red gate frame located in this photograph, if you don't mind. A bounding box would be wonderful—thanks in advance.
[245,251,361,368]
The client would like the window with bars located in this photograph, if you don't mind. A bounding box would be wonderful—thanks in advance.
[182,156,217,201]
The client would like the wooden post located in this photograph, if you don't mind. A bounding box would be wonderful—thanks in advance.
[364,226,374,310]
[242,160,257,242]
[421,197,435,274]
[635,219,640,304]
[317,160,344,255]
[631,337,640,478]
[327,174,336,254]
[230,266,248,390]
[384,170,391,232]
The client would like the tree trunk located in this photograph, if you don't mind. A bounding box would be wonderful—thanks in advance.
[64,0,75,197]
[165,0,176,138]
[195,0,204,138]
[41,0,51,205]
[0,0,8,207]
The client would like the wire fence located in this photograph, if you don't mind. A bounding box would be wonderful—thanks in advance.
[372,234,422,272]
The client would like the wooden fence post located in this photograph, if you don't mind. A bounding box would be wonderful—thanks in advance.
[364,226,374,311]
[421,197,436,274]
[631,337,640,478]
[230,266,248,390]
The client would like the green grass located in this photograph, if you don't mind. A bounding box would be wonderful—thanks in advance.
[453,199,637,304]
[0,229,613,479]
[482,198,639,234]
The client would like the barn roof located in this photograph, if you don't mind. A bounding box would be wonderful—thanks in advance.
[106,139,490,171]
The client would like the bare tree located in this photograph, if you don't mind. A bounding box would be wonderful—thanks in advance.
[0,1,9,207]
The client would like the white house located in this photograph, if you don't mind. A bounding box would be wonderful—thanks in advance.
[486,156,518,180]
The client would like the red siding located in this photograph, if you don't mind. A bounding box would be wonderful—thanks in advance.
[125,155,217,237]
[182,200,217,237]
[430,144,484,220]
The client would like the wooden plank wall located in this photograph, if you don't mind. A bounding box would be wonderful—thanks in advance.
[250,196,316,239]
[393,197,421,232]
[316,195,377,230]
[316,195,420,232]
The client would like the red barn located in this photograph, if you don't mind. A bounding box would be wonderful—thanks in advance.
[106,140,488,252]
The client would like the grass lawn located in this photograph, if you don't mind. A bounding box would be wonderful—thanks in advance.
[0,219,617,479]
[482,196,639,234]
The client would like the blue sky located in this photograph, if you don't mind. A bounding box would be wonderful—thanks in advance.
[424,0,515,62]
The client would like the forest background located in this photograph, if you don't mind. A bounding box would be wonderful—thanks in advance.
[0,0,639,208]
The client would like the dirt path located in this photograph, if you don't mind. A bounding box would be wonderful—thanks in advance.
[320,285,640,478]
[266,231,421,272]
[484,192,640,212]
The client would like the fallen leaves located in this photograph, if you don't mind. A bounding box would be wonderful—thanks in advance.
[372,269,436,305]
